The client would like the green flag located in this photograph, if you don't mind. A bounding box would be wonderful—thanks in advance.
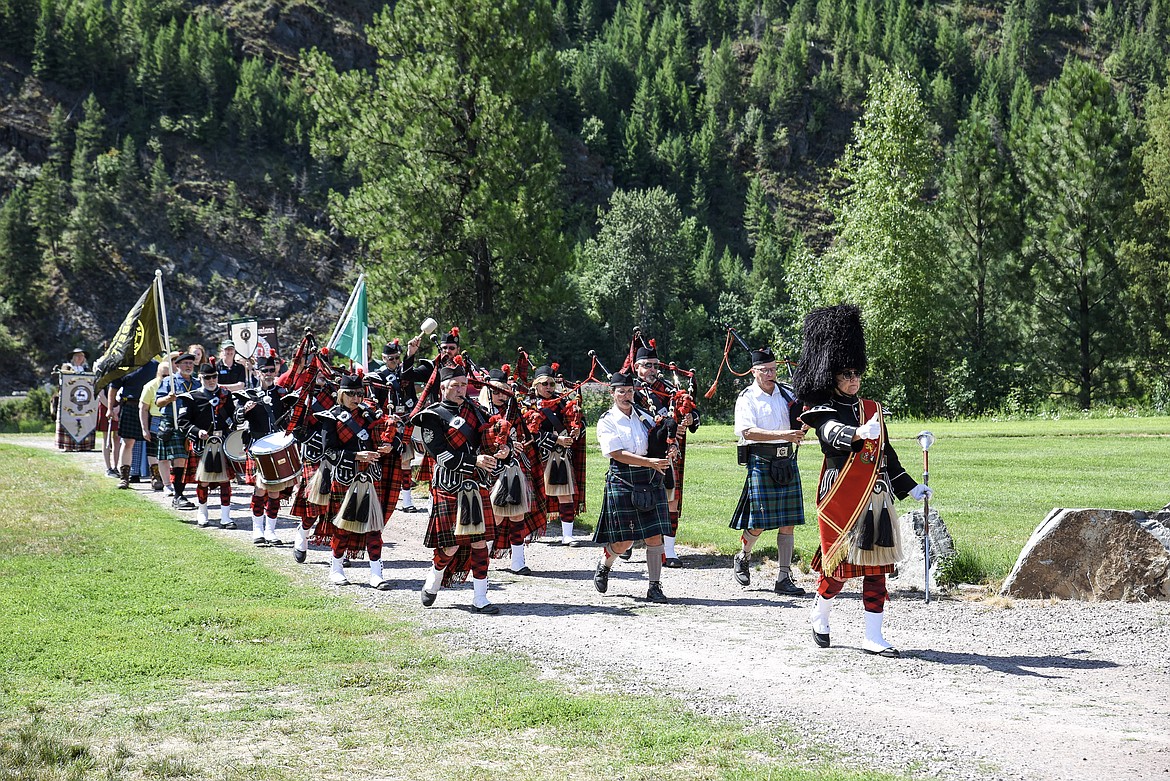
[331,278,368,370]
[93,280,166,391]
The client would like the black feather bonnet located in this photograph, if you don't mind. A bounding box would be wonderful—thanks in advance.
[791,304,867,404]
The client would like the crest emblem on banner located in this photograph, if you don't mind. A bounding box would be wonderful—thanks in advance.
[231,320,260,358]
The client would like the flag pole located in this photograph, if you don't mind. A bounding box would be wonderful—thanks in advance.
[327,273,364,350]
[155,270,179,429]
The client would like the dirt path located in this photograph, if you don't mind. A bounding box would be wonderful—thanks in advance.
[22,437,1170,781]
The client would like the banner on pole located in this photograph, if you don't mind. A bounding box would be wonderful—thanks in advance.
[57,371,98,448]
[330,279,368,370]
[93,281,166,392]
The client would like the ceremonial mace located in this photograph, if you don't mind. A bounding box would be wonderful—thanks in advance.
[916,430,935,604]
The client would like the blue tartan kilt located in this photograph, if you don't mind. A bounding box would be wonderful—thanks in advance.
[117,408,144,441]
[593,462,671,544]
[729,455,806,531]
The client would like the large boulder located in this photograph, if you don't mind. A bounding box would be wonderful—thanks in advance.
[891,509,956,591]
[1000,508,1170,601]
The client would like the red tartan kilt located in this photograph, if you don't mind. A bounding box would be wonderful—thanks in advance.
[290,462,324,520]
[810,546,894,579]
[376,454,404,521]
[182,440,235,484]
[414,453,434,484]
[424,487,495,549]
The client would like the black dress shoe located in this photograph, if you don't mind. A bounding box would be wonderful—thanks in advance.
[421,588,438,607]
[252,537,266,546]
[374,580,393,591]
[813,629,831,648]
[732,551,750,586]
[508,566,532,576]
[646,581,668,604]
[399,505,423,513]
[774,577,806,596]
[173,497,195,510]
[219,522,237,530]
[472,603,500,615]
[293,549,307,564]
[663,557,683,569]
[864,646,900,658]
[593,561,611,594]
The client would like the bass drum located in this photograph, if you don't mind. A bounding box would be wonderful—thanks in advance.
[222,429,248,464]
[251,431,302,489]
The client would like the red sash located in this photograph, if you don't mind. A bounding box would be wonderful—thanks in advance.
[816,398,882,577]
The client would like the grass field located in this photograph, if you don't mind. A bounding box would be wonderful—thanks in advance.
[0,442,899,781]
[574,417,1170,583]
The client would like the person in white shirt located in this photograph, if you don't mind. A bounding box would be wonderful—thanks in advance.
[729,347,808,596]
[591,371,673,603]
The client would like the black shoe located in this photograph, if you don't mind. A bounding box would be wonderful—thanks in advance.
[508,566,532,576]
[293,548,307,564]
[472,603,500,615]
[646,581,668,604]
[106,468,119,477]
[219,521,237,530]
[252,537,266,546]
[374,580,393,592]
[398,505,422,513]
[863,646,901,658]
[421,588,438,607]
[774,577,806,596]
[663,557,683,569]
[813,629,831,648]
[173,497,195,510]
[593,561,610,594]
[618,547,632,561]
[150,475,164,491]
[732,551,750,586]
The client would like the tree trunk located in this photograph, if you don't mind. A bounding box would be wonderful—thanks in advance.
[1078,256,1092,409]
[471,237,493,316]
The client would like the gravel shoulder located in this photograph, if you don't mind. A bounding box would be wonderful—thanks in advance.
[21,436,1170,781]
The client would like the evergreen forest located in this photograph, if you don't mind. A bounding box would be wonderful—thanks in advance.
[2,0,1170,416]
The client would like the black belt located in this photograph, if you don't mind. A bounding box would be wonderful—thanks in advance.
[746,443,793,460]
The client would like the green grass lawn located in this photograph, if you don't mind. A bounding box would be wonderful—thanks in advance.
[575,417,1170,582]
[0,442,899,781]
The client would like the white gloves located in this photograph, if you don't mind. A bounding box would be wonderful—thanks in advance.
[910,484,933,501]
[854,414,882,441]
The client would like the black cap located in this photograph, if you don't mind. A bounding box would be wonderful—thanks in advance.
[198,363,218,377]
[751,347,776,366]
[439,362,468,382]
[487,368,507,385]
[70,347,86,355]
[382,340,401,356]
[175,353,196,363]
[256,355,277,369]
[609,371,634,388]
[635,345,658,362]
[339,374,363,391]
[533,364,555,380]
[439,329,460,347]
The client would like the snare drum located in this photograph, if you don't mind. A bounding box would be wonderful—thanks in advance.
[250,432,302,488]
[222,429,248,464]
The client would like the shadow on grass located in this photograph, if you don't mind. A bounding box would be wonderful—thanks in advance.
[912,649,1118,678]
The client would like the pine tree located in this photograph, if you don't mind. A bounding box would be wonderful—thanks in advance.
[30,105,70,259]
[66,93,108,269]
[1018,59,1138,408]
[0,187,43,312]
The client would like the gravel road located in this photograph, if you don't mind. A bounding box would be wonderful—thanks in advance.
[25,438,1170,781]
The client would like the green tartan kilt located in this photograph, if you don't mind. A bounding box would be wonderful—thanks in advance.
[592,462,671,544]
[729,455,806,531]
[154,427,188,461]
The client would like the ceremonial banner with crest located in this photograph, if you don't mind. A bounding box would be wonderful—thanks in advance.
[93,280,165,392]
[230,318,280,361]
[57,371,98,450]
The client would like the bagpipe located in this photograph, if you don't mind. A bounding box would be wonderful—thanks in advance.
[622,327,699,428]
[704,322,795,399]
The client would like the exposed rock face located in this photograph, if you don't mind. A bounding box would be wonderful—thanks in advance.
[892,509,955,592]
[1000,509,1170,602]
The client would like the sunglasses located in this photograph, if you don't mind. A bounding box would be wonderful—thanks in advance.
[837,370,864,380]
[260,368,277,374]
[536,381,555,387]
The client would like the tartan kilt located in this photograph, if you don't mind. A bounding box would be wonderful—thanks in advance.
[290,461,325,521]
[182,440,236,484]
[117,409,144,441]
[810,546,894,579]
[540,439,587,519]
[424,485,495,549]
[376,452,404,523]
[55,423,96,452]
[154,428,187,461]
[593,462,671,544]
[729,455,806,531]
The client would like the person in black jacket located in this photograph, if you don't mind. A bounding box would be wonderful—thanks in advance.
[234,354,294,545]
[177,363,238,529]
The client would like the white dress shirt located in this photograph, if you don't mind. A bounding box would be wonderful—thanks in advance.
[734,382,794,444]
[597,405,649,457]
